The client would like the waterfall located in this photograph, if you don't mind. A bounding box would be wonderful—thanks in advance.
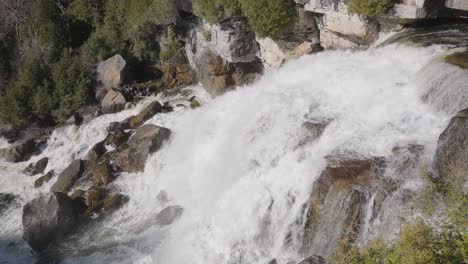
[0,43,457,264]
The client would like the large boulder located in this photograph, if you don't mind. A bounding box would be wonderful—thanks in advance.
[302,151,385,257]
[101,89,127,114]
[105,125,171,172]
[162,63,194,89]
[96,54,127,91]
[22,193,80,252]
[434,107,468,188]
[50,160,84,193]
[0,137,40,162]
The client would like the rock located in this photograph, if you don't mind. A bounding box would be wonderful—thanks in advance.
[446,0,468,11]
[50,160,84,193]
[186,17,263,95]
[258,37,321,70]
[0,125,20,143]
[122,101,163,129]
[434,107,468,188]
[85,141,107,161]
[445,49,468,69]
[298,119,331,146]
[104,129,130,148]
[22,193,80,252]
[302,151,385,257]
[102,193,128,211]
[96,54,127,91]
[101,89,127,114]
[190,50,263,96]
[84,187,105,213]
[24,157,49,176]
[65,113,84,126]
[105,125,171,172]
[34,170,55,188]
[93,162,113,186]
[298,255,326,264]
[163,63,194,89]
[319,29,361,50]
[155,206,183,226]
[1,137,39,162]
[190,97,201,109]
[0,193,17,214]
[70,189,85,200]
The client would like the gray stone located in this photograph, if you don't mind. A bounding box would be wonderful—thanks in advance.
[50,160,84,193]
[155,206,184,226]
[34,171,55,188]
[434,107,468,189]
[446,0,468,11]
[0,137,39,163]
[105,125,171,172]
[24,157,49,176]
[96,54,127,90]
[22,193,79,252]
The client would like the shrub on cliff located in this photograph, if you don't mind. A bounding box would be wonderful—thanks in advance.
[239,0,296,38]
[333,221,465,264]
[160,26,185,62]
[193,0,296,38]
[349,0,395,17]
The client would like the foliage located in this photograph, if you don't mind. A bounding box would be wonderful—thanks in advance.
[193,0,241,24]
[349,0,395,17]
[193,0,296,38]
[332,221,466,264]
[67,0,104,29]
[0,56,50,125]
[239,0,296,38]
[160,26,185,62]
[51,49,95,122]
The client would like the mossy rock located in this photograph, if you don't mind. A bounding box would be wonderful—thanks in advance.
[445,50,468,69]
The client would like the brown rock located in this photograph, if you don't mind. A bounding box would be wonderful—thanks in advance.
[102,193,129,211]
[50,160,84,193]
[94,162,113,186]
[34,170,54,188]
[24,157,49,176]
[101,89,127,114]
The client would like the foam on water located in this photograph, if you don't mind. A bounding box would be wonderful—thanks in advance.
[0,44,453,264]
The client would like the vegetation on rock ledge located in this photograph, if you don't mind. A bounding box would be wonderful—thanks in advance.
[349,0,395,17]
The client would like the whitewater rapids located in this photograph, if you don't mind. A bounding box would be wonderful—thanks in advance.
[0,43,453,263]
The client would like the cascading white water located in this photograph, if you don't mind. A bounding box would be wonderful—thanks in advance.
[0,43,454,264]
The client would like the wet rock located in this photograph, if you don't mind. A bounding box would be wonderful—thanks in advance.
[122,101,163,129]
[93,162,113,186]
[162,63,194,89]
[298,255,326,264]
[0,137,40,162]
[434,107,468,188]
[70,189,85,200]
[23,193,80,252]
[34,170,55,188]
[302,151,385,257]
[0,125,20,143]
[101,89,127,114]
[189,97,201,109]
[445,49,468,69]
[85,187,105,213]
[298,119,331,146]
[104,129,130,148]
[50,160,84,193]
[102,193,129,211]
[85,141,107,161]
[0,193,17,214]
[105,125,171,172]
[24,157,49,176]
[155,206,183,226]
[65,113,84,126]
[267,259,278,264]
